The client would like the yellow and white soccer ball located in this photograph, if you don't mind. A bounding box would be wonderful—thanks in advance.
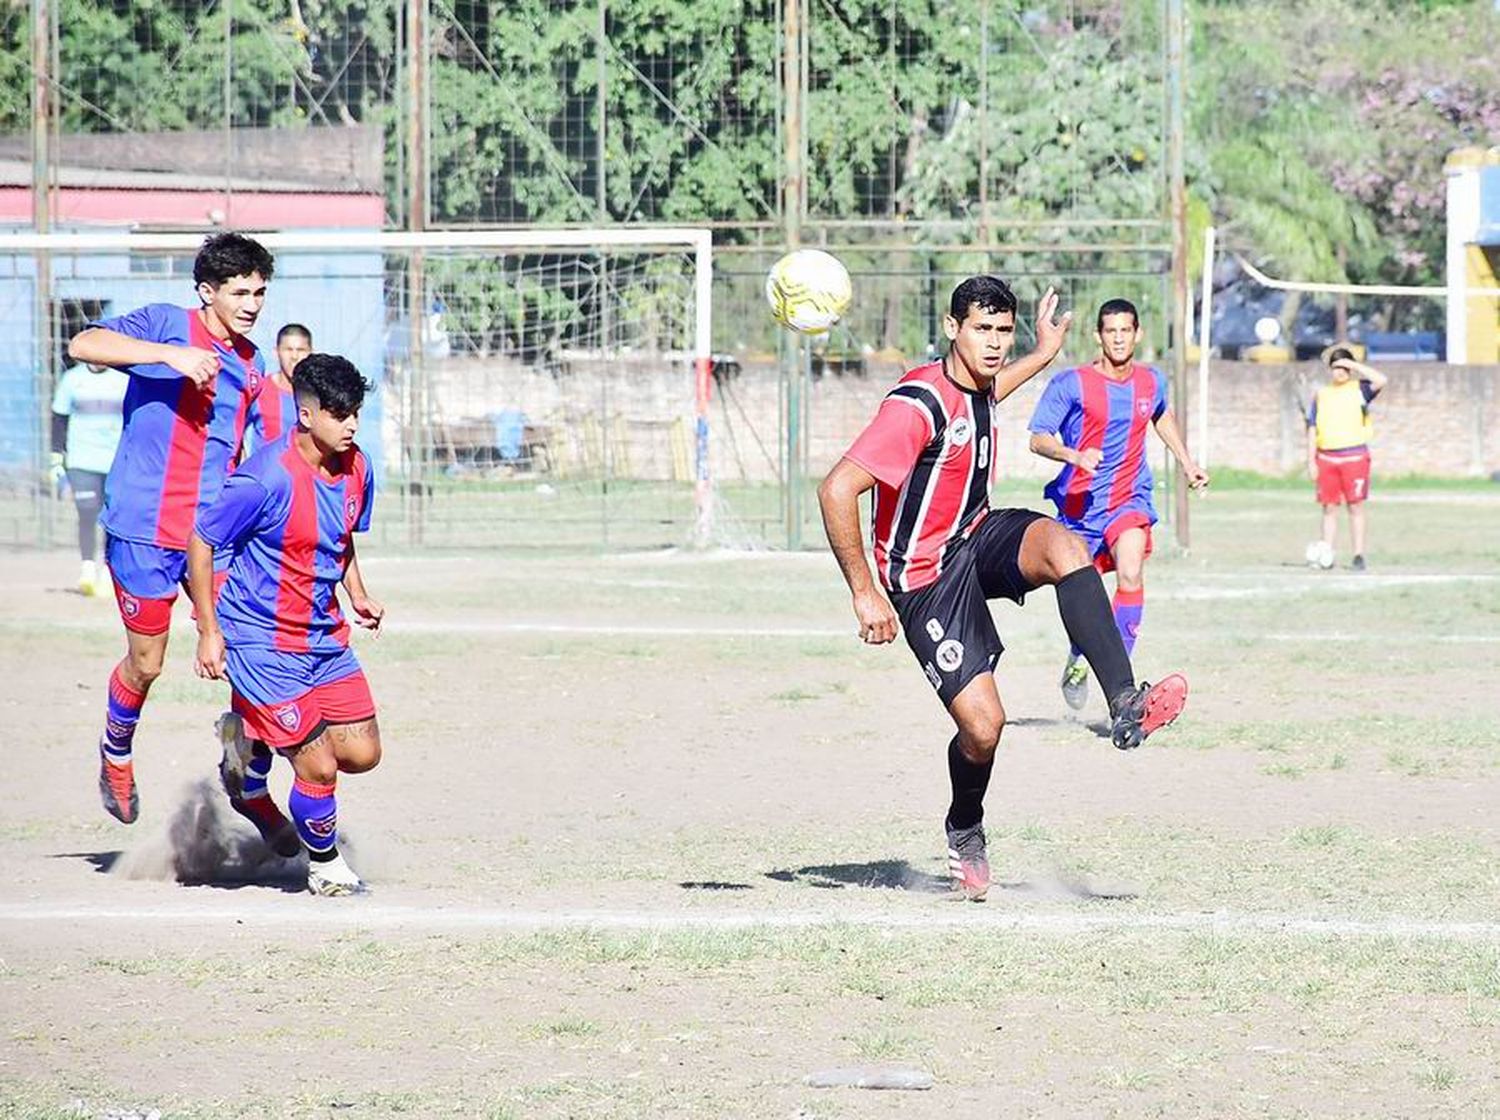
[1304,540,1335,570]
[765,249,852,334]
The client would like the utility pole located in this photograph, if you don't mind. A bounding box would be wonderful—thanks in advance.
[1166,0,1190,550]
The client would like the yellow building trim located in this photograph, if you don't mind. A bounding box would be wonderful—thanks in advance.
[1465,244,1500,364]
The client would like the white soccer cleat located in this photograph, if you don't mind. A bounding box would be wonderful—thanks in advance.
[307,853,370,897]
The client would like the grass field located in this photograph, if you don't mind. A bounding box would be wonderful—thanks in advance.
[2,483,1499,1118]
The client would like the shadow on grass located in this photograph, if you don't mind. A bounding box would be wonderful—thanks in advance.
[764,860,949,893]
[763,860,1139,902]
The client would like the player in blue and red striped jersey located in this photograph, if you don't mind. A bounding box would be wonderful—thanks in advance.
[188,353,385,897]
[819,277,1189,902]
[1028,299,1208,712]
[67,232,274,826]
[243,323,310,455]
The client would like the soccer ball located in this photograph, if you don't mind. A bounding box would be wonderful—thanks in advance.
[1304,540,1335,570]
[765,249,852,334]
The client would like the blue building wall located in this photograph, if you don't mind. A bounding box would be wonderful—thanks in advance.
[0,237,387,479]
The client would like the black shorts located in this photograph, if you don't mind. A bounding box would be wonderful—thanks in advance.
[888,508,1046,708]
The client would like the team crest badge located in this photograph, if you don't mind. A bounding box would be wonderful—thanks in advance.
[305,812,338,840]
[346,496,359,522]
[120,594,140,618]
[948,417,973,447]
[935,638,965,673]
[273,704,301,731]
[1137,398,1151,417]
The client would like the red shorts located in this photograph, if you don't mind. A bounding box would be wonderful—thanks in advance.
[1316,450,1371,506]
[1093,511,1154,575]
[105,536,229,635]
[227,646,376,750]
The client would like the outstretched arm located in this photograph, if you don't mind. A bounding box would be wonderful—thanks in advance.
[68,327,220,388]
[817,458,898,645]
[1152,409,1209,489]
[992,287,1074,402]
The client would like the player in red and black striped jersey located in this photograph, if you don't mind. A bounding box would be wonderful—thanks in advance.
[818,276,1189,902]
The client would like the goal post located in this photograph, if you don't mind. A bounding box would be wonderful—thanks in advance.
[0,226,716,550]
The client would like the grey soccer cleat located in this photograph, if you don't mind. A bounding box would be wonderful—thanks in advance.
[1060,657,1090,711]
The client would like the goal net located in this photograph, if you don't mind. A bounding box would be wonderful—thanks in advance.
[0,228,715,551]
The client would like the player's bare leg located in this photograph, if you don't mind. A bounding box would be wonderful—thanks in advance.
[1348,501,1368,569]
[1018,519,1186,749]
[283,718,381,895]
[1320,504,1339,557]
[944,674,1005,901]
[98,628,169,824]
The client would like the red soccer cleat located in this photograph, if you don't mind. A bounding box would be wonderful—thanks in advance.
[97,744,139,824]
[1109,673,1189,750]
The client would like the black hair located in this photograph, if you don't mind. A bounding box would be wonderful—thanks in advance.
[1326,345,1354,366]
[277,322,312,345]
[193,232,275,288]
[949,275,1017,323]
[292,353,370,420]
[1096,298,1139,332]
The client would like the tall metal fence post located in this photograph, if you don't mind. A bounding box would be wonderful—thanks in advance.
[31,0,52,548]
[781,0,805,549]
[1166,0,1190,550]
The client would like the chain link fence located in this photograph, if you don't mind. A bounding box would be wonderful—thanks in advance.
[1,0,1175,550]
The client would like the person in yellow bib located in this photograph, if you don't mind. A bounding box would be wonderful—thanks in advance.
[1305,345,1387,571]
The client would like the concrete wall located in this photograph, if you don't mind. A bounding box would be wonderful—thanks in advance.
[427,356,1500,483]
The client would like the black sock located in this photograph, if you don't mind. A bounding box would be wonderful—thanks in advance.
[1054,567,1134,708]
[946,735,994,833]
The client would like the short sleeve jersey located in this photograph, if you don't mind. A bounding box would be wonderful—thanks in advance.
[245,376,297,454]
[195,435,375,653]
[96,304,266,550]
[51,364,129,475]
[1027,363,1167,527]
[842,360,997,594]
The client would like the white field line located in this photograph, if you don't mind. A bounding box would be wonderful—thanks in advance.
[3,900,1500,941]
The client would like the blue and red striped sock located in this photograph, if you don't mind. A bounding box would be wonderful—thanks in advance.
[289,776,338,859]
[102,664,146,766]
[1113,586,1145,656]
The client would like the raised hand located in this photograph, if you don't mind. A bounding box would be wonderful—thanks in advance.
[1033,286,1074,358]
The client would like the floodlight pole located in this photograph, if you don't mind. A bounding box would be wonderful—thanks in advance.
[1166,0,1190,550]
